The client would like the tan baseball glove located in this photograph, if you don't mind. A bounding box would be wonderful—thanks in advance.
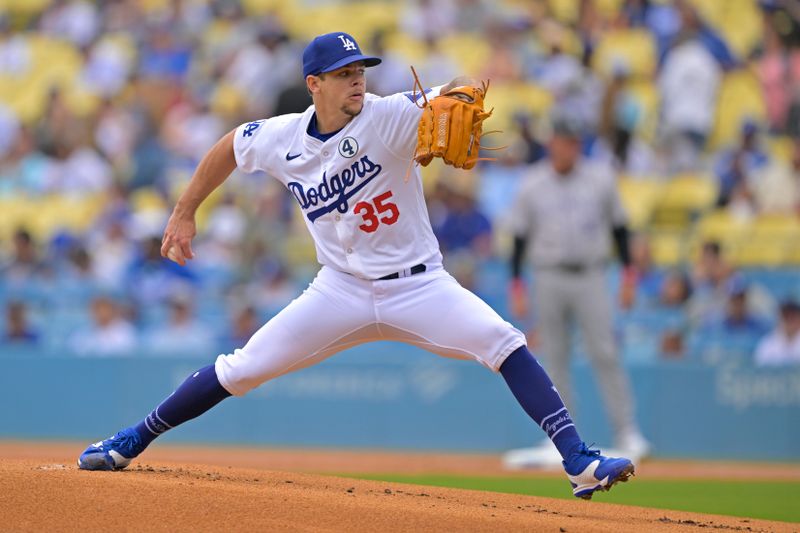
[412,70,494,170]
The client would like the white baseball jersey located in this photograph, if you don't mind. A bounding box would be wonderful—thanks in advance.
[215,88,526,397]
[233,88,444,280]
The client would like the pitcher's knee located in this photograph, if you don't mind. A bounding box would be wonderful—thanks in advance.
[214,348,282,397]
[476,321,524,368]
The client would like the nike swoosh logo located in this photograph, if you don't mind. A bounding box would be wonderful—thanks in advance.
[286,152,301,161]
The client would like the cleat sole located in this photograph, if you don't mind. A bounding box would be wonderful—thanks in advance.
[575,463,635,500]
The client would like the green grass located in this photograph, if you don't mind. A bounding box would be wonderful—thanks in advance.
[339,473,800,523]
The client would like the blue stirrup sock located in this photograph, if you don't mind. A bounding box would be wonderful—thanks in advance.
[500,346,583,460]
[133,364,231,448]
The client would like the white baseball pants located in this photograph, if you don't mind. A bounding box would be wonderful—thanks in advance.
[215,265,526,396]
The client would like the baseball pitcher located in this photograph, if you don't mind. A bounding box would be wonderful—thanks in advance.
[78,32,634,499]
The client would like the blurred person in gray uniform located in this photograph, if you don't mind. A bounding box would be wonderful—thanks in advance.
[505,112,649,467]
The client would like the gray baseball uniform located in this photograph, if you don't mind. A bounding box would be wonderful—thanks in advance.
[510,158,639,444]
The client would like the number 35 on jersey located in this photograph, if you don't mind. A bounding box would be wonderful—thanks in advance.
[354,190,399,233]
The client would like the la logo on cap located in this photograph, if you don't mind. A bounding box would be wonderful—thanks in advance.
[338,35,357,51]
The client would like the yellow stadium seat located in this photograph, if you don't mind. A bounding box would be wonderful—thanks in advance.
[241,0,292,16]
[750,215,800,248]
[1,35,84,123]
[27,36,82,84]
[485,82,553,134]
[0,197,35,241]
[595,0,625,18]
[438,33,491,76]
[420,163,445,194]
[283,2,399,41]
[731,242,787,267]
[72,195,107,230]
[659,173,718,210]
[690,209,751,263]
[652,174,717,229]
[28,195,105,238]
[592,29,657,79]
[682,212,800,267]
[0,75,46,124]
[695,209,751,243]
[202,19,237,51]
[356,3,402,38]
[752,214,800,236]
[0,0,50,16]
[547,0,580,24]
[687,0,761,59]
[538,21,583,57]
[138,0,170,14]
[785,246,800,266]
[766,136,796,165]
[617,177,663,230]
[709,69,766,150]
[627,79,660,142]
[0,195,105,242]
[63,84,101,118]
[384,32,428,64]
[649,230,687,266]
[131,188,167,213]
[210,82,245,118]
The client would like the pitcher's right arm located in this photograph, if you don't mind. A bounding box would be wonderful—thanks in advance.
[161,130,237,265]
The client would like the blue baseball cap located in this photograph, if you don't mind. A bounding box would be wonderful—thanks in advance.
[741,117,759,137]
[302,32,381,78]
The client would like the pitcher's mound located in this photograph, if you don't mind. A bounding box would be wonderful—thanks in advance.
[1,458,791,532]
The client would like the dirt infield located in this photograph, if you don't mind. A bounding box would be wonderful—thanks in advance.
[5,441,800,480]
[1,442,796,532]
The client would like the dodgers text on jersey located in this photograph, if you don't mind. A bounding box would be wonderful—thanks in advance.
[287,155,383,223]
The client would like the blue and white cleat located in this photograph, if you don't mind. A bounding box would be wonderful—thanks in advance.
[563,443,635,500]
[77,428,145,471]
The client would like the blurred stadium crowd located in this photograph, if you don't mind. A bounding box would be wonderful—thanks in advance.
[0,0,799,364]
